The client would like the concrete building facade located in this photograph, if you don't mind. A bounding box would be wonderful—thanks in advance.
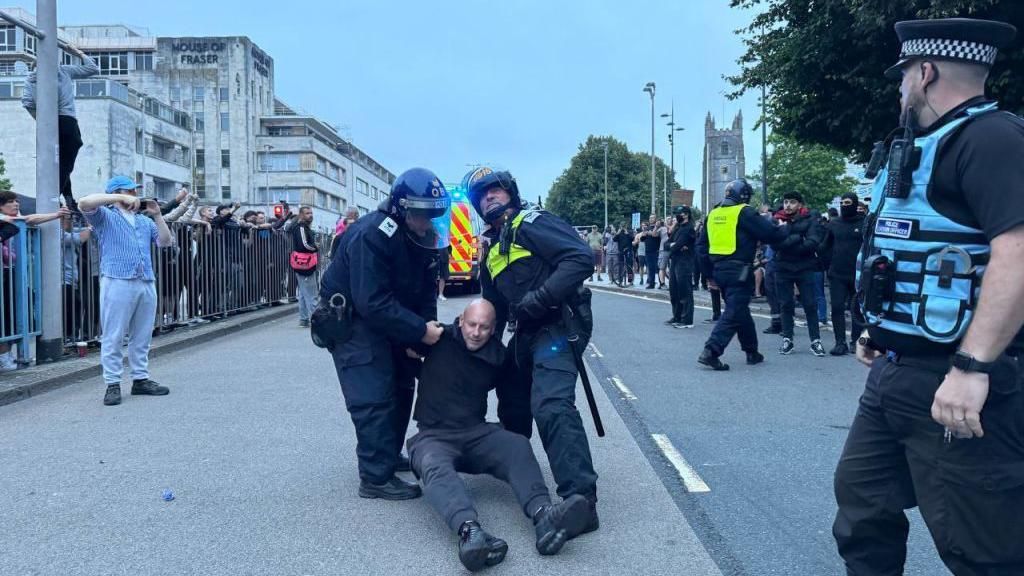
[701,111,746,209]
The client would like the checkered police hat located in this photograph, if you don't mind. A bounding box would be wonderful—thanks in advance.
[884,18,1017,80]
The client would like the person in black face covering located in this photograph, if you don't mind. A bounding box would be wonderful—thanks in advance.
[666,206,696,327]
[819,192,866,355]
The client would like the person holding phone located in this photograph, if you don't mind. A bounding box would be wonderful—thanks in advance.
[78,176,174,406]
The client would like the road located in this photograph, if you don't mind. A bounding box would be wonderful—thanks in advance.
[0,290,953,575]
[584,286,950,576]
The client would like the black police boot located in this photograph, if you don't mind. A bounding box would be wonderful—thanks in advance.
[664,317,681,326]
[103,385,121,406]
[746,351,765,365]
[396,452,411,472]
[698,348,730,371]
[578,491,599,537]
[763,322,782,335]
[457,521,494,572]
[358,475,422,500]
[830,342,849,356]
[484,534,509,567]
[533,495,590,555]
[131,379,169,396]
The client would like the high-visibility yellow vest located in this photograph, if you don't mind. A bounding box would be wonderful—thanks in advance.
[486,210,534,279]
[707,204,745,256]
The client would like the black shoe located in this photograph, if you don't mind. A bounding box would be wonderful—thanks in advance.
[534,494,590,555]
[646,284,655,289]
[579,492,599,536]
[698,348,730,371]
[779,338,795,355]
[810,340,827,357]
[396,453,411,472]
[746,351,765,365]
[664,318,681,326]
[830,342,849,356]
[457,521,494,572]
[763,324,782,335]
[103,385,121,406]
[702,317,718,325]
[484,534,509,567]
[131,379,169,396]
[358,475,422,500]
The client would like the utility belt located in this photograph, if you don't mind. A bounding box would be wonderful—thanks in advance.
[310,292,354,351]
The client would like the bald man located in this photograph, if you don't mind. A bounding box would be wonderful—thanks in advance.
[408,299,589,571]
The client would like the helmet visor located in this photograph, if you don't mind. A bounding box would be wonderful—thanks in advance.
[405,204,452,250]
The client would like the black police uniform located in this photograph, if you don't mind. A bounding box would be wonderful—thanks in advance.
[833,18,1024,576]
[406,324,553,532]
[320,208,438,487]
[819,204,865,351]
[481,209,599,501]
[697,198,788,364]
[667,215,696,325]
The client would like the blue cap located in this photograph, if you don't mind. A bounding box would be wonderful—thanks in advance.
[105,176,141,194]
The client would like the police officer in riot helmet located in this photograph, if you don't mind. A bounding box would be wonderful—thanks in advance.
[833,18,1024,575]
[696,178,788,370]
[318,167,450,500]
[467,166,600,537]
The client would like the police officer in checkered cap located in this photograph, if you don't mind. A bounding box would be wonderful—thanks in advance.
[834,17,1024,575]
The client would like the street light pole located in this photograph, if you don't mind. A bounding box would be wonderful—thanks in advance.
[35,0,62,362]
[761,83,768,202]
[602,140,609,231]
[643,82,656,216]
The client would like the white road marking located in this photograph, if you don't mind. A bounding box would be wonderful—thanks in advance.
[591,287,773,320]
[588,343,604,358]
[610,376,638,400]
[651,433,711,493]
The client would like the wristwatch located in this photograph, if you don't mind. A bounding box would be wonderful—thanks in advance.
[857,335,882,353]
[951,350,996,374]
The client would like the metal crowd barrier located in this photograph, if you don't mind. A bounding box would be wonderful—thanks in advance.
[1,222,42,364]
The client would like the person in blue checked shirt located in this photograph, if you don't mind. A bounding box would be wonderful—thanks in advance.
[78,176,174,406]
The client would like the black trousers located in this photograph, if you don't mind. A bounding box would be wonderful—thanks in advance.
[58,115,83,208]
[703,263,757,356]
[496,324,598,499]
[829,276,862,346]
[669,257,694,324]
[408,422,551,532]
[834,354,1024,575]
[331,323,415,484]
[764,267,781,327]
[709,285,722,319]
[776,269,821,341]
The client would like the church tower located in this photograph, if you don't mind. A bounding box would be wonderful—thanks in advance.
[701,111,746,209]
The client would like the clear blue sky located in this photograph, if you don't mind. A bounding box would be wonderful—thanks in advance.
[12,0,764,207]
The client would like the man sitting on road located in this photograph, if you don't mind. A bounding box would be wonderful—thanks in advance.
[407,298,590,572]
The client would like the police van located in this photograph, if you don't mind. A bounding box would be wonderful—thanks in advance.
[444,183,483,294]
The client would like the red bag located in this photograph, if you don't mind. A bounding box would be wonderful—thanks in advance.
[290,251,318,272]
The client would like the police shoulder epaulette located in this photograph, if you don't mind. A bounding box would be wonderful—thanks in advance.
[378,217,398,238]
[521,209,543,224]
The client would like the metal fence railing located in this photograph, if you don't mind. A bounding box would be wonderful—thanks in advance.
[0,215,336,371]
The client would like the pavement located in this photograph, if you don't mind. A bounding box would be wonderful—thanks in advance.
[0,296,723,576]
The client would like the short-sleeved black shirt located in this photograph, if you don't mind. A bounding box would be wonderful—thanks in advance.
[872,96,1024,355]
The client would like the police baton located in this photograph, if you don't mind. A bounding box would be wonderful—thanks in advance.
[562,305,605,438]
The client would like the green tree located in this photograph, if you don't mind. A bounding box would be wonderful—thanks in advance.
[0,157,11,190]
[729,0,1024,160]
[546,135,680,228]
[761,134,858,210]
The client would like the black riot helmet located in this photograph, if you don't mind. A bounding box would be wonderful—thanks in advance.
[465,166,523,223]
[387,167,452,250]
[724,178,754,205]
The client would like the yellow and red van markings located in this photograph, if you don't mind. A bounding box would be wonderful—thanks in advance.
[449,203,475,274]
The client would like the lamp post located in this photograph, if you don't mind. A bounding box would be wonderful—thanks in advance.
[602,140,609,232]
[643,82,655,215]
[761,83,768,202]
[661,101,686,214]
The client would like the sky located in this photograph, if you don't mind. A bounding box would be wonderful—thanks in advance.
[10,0,765,207]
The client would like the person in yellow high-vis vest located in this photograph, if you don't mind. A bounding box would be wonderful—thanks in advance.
[465,166,600,540]
[695,179,789,370]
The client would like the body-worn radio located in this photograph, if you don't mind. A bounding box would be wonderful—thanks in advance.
[883,108,922,199]
[861,255,894,322]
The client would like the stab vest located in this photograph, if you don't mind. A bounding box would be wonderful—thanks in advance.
[707,204,744,256]
[486,209,536,280]
[861,103,998,343]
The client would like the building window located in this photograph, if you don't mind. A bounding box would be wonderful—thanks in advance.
[0,61,15,76]
[61,51,72,65]
[89,51,130,75]
[134,51,153,71]
[221,149,230,168]
[194,112,204,131]
[219,87,228,102]
[24,34,36,55]
[317,191,328,208]
[221,186,231,200]
[220,112,229,132]
[0,26,15,52]
[258,152,301,172]
[195,185,206,198]
[193,86,204,101]
[720,141,731,156]
[720,166,729,175]
[370,186,378,200]
[170,87,180,102]
[135,129,143,153]
[195,149,205,169]
[340,167,347,185]
[356,178,369,198]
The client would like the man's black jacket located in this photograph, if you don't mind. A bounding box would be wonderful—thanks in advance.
[819,213,865,282]
[668,220,696,265]
[772,209,825,275]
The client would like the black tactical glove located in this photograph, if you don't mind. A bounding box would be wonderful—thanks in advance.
[516,286,554,320]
